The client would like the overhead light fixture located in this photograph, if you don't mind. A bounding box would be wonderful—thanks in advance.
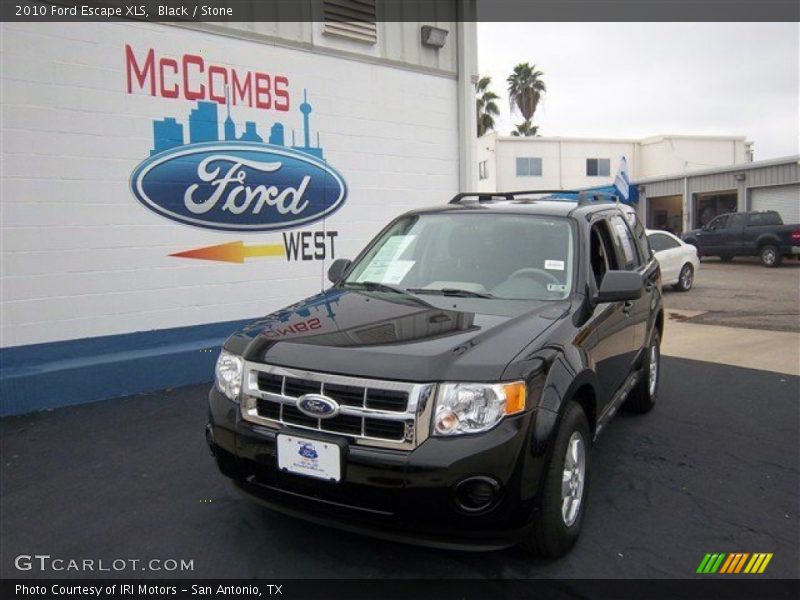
[734,173,746,181]
[421,25,448,49]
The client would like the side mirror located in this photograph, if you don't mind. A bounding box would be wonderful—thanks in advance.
[327,258,352,284]
[595,271,644,303]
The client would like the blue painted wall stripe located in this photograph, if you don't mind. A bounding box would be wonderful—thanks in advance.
[0,318,254,417]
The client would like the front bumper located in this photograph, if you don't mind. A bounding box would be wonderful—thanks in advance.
[207,387,547,550]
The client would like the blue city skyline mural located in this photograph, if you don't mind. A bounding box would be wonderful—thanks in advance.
[150,89,324,159]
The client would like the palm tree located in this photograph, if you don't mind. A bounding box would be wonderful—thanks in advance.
[510,122,539,137]
[475,76,500,137]
[507,62,546,136]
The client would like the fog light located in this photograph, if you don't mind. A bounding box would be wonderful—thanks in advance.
[454,476,500,512]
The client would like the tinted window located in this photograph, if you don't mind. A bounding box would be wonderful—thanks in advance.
[586,158,611,177]
[608,214,641,270]
[345,213,575,300]
[648,233,680,252]
[749,212,783,226]
[707,215,729,230]
[589,222,618,288]
[516,157,543,177]
[728,214,746,228]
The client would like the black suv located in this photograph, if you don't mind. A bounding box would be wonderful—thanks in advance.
[207,192,664,557]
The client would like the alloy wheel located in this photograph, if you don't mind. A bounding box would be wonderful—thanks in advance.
[648,342,659,397]
[680,265,693,290]
[561,432,586,527]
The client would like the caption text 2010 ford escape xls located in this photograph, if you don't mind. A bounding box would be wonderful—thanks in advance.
[206,191,664,557]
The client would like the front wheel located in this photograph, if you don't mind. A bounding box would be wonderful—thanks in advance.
[760,245,782,268]
[672,263,694,292]
[624,330,660,414]
[521,402,591,557]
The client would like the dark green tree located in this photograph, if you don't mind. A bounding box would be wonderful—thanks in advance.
[476,75,500,137]
[507,62,546,136]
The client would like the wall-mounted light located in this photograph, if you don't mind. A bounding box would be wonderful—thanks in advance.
[421,25,448,48]
[734,173,746,181]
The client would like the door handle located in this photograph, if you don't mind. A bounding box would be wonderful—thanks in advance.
[622,301,634,315]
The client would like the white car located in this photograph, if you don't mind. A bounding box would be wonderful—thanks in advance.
[646,229,700,292]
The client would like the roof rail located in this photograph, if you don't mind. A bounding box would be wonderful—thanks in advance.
[448,190,580,205]
[576,191,621,205]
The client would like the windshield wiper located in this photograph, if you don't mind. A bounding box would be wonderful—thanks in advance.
[406,287,494,299]
[343,281,409,295]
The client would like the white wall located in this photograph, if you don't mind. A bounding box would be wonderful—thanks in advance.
[486,136,636,191]
[481,134,749,193]
[0,21,461,347]
[638,136,748,178]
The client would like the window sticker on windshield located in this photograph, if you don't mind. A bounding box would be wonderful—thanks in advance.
[545,259,565,271]
[373,235,416,261]
[357,259,415,285]
[547,283,567,292]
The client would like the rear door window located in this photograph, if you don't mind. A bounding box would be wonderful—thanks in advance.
[648,233,680,252]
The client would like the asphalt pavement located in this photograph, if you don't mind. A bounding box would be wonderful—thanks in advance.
[662,257,800,332]
[1,357,798,579]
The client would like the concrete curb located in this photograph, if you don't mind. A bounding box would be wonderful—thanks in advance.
[662,310,800,376]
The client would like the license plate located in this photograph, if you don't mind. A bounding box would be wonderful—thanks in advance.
[277,434,341,482]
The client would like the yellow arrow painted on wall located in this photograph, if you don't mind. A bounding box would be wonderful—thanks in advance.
[170,241,285,263]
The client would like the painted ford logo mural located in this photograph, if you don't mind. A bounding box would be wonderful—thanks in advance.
[130,90,347,232]
[297,394,340,419]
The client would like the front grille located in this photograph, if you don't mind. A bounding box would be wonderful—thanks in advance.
[281,404,317,428]
[324,383,366,407]
[366,389,407,411]
[257,372,282,394]
[242,363,433,450]
[364,418,406,440]
[283,377,321,398]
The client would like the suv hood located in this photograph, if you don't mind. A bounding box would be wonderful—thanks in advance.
[226,288,569,382]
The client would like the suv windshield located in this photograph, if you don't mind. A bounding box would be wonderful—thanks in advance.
[344,213,575,300]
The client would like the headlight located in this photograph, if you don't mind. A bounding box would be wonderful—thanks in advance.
[215,350,243,402]
[433,381,526,436]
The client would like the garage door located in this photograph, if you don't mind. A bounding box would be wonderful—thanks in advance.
[750,184,800,223]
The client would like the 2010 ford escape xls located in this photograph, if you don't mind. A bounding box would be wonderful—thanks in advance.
[206,191,664,557]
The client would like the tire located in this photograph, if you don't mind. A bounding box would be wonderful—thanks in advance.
[624,330,660,414]
[521,402,591,558]
[760,245,782,268]
[719,255,734,263]
[671,263,694,292]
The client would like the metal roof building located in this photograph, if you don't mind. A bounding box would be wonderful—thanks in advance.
[635,155,800,233]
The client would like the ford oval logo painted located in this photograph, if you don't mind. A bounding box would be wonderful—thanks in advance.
[130,142,347,232]
[297,394,339,419]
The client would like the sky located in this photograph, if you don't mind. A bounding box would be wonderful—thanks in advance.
[477,22,799,160]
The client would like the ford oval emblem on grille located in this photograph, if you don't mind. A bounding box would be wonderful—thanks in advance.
[297,394,339,419]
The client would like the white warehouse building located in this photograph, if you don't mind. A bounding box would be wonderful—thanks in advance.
[0,4,478,415]
[477,132,798,232]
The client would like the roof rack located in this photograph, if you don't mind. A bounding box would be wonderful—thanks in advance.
[449,190,579,205]
[576,191,621,205]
